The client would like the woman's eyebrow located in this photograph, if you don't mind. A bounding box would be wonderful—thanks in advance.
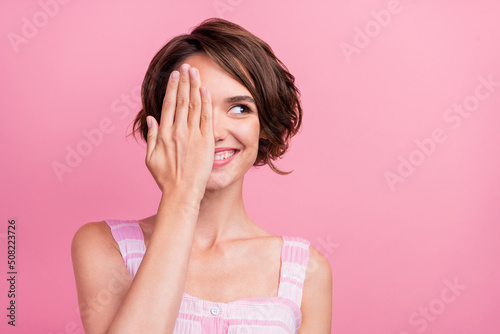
[224,95,256,105]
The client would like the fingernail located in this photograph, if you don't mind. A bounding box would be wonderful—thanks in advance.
[189,67,197,79]
[147,117,152,128]
[170,71,179,81]
[180,64,190,74]
[200,87,207,95]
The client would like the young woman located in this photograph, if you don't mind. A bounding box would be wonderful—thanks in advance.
[71,18,332,333]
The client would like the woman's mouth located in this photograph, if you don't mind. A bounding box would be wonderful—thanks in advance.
[213,149,239,167]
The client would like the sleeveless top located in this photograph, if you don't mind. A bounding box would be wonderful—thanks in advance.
[105,219,311,333]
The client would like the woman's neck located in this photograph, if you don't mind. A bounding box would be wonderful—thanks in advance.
[193,178,252,250]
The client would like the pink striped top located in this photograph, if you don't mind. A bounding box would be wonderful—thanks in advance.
[105,219,311,334]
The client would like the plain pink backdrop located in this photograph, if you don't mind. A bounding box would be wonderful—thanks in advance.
[1,0,499,333]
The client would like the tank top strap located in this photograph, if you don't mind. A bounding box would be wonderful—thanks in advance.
[277,235,311,308]
[104,219,146,279]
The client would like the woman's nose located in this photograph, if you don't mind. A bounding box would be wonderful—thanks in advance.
[212,108,228,141]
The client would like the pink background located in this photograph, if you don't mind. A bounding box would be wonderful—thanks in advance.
[1,0,499,333]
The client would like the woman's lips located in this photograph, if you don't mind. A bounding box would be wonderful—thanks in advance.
[213,149,239,167]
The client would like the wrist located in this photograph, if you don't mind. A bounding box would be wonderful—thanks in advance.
[160,188,203,212]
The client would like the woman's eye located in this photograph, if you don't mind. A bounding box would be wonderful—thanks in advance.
[228,105,251,114]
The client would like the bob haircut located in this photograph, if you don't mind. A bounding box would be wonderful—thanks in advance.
[129,18,303,175]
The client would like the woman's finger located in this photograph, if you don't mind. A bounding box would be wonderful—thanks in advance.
[200,86,213,138]
[174,63,191,130]
[159,70,180,136]
[188,67,202,131]
[145,116,157,164]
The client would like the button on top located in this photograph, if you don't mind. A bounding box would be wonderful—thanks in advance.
[211,305,220,316]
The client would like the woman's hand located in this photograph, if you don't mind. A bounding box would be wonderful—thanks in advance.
[145,63,214,201]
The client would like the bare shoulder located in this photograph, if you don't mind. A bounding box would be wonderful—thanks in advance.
[299,245,333,333]
[306,245,333,282]
[303,245,333,298]
[71,221,120,258]
[71,221,132,333]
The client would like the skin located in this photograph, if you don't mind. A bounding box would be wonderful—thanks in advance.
[157,52,271,251]
[71,52,332,333]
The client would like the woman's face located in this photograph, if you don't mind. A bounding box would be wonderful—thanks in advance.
[182,53,262,190]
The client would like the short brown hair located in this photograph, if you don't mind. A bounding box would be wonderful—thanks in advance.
[128,18,303,175]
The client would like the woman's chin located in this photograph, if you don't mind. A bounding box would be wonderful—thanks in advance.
[204,174,230,191]
[204,169,243,192]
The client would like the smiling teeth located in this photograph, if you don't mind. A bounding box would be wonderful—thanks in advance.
[214,150,236,161]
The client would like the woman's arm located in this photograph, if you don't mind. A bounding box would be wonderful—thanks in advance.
[298,246,333,334]
[72,63,215,334]
[71,191,200,334]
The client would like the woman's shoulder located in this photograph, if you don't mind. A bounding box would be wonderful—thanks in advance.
[306,245,332,275]
[288,242,332,330]
[72,220,114,239]
[300,244,333,325]
[71,220,120,256]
